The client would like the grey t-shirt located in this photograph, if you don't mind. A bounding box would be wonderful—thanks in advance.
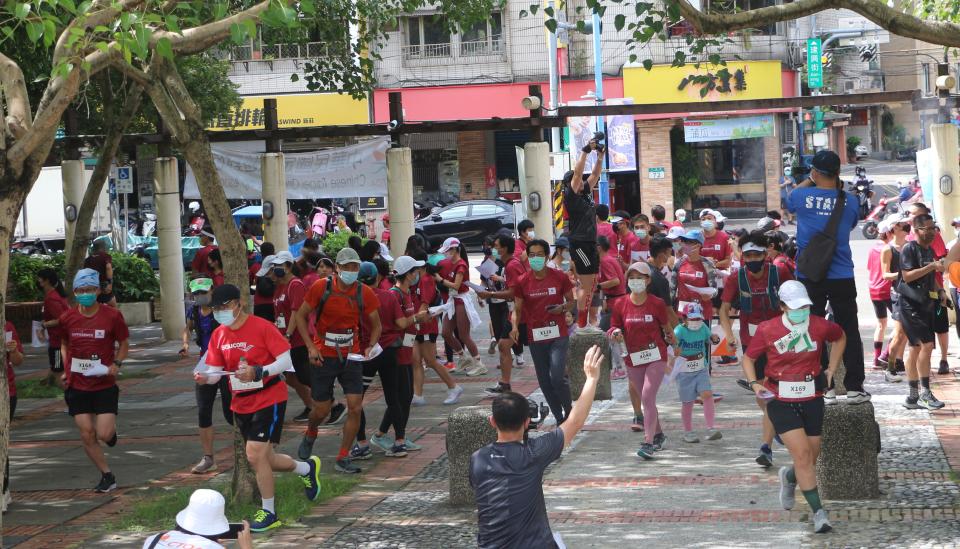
[469,429,565,549]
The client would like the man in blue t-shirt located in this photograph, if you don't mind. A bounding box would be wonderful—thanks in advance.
[787,149,869,405]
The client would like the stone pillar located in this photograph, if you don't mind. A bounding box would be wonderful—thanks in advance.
[61,159,85,251]
[566,329,612,401]
[155,157,186,341]
[387,147,414,260]
[929,123,960,227]
[815,402,880,499]
[446,406,497,505]
[524,142,554,244]
[261,152,288,252]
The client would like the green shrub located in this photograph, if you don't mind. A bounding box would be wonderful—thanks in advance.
[846,136,861,157]
[7,253,64,302]
[321,231,364,261]
[109,252,159,303]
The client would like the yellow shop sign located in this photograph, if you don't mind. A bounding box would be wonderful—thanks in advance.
[208,93,369,130]
[623,60,784,104]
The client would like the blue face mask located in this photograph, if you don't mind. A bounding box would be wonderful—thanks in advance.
[339,271,359,285]
[213,308,237,326]
[411,273,420,286]
[701,220,716,232]
[786,308,810,324]
[491,249,500,261]
[529,257,546,272]
[75,293,97,307]
[635,229,648,240]
[427,253,444,266]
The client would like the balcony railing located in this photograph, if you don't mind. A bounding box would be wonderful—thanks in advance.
[460,36,504,57]
[402,42,453,60]
[401,36,507,65]
[228,41,332,61]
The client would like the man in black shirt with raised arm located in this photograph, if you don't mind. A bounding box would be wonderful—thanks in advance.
[564,137,605,329]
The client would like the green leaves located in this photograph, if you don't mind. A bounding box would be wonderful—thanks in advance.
[614,13,626,31]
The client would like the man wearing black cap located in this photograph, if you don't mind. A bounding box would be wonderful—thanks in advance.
[563,137,604,328]
[787,149,870,404]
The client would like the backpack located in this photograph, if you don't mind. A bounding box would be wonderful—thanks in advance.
[315,276,365,320]
[736,265,780,314]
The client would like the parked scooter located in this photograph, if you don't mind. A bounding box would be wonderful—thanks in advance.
[861,194,902,239]
[848,170,874,220]
[184,201,206,236]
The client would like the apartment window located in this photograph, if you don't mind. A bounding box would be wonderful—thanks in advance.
[405,15,451,59]
[460,13,503,56]
[922,63,931,95]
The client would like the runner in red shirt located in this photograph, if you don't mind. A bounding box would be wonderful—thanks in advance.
[435,238,483,373]
[595,204,619,258]
[200,284,321,532]
[266,251,314,422]
[867,221,895,368]
[37,268,70,387]
[207,249,226,287]
[698,209,733,269]
[718,232,792,468]
[515,219,535,263]
[59,268,130,494]
[597,236,627,341]
[743,281,844,535]
[673,230,718,321]
[607,261,675,454]
[191,233,217,277]
[295,247,381,475]
[477,235,529,394]
[511,239,576,423]
[614,215,639,269]
[3,320,22,507]
[413,252,462,404]
[629,214,652,263]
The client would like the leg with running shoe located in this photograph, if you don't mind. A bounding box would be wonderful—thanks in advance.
[73,409,118,492]
[934,304,950,375]
[486,302,516,395]
[900,302,944,410]
[528,339,571,424]
[885,319,907,383]
[413,336,462,405]
[353,351,389,460]
[631,361,666,460]
[442,319,469,372]
[453,300,484,375]
[378,365,416,454]
[193,377,234,474]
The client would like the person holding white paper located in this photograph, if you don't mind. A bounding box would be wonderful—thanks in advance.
[58,268,129,494]
[607,262,675,460]
[743,281,845,535]
[36,268,69,388]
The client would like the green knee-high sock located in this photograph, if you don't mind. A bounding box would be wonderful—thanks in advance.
[802,487,823,513]
[786,467,796,484]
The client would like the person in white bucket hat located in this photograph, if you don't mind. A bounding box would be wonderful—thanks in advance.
[143,489,252,548]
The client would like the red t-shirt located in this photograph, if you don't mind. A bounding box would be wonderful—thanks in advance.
[440,258,469,296]
[772,254,796,276]
[212,272,225,287]
[504,256,529,322]
[598,254,626,297]
[867,242,892,301]
[617,232,639,266]
[59,305,130,392]
[391,287,417,364]
[608,295,670,367]
[42,289,70,347]
[191,245,216,276]
[82,252,112,285]
[745,315,843,401]
[676,258,713,319]
[721,264,793,347]
[597,222,618,254]
[4,321,20,396]
[629,237,651,263]
[301,271,320,291]
[248,262,261,286]
[416,276,439,335]
[303,278,380,357]
[273,278,306,348]
[205,315,290,414]
[515,268,574,342]
[515,239,527,257]
[373,287,404,350]
[700,231,731,264]
[378,278,394,291]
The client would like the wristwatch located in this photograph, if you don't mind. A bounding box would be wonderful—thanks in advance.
[748,380,760,387]
[113,360,123,369]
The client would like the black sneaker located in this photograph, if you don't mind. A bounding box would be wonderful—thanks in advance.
[918,391,945,410]
[484,382,511,395]
[105,432,118,448]
[334,458,361,474]
[293,407,311,422]
[326,403,346,425]
[736,379,753,392]
[94,472,117,493]
[636,443,656,460]
[937,360,950,375]
[903,396,922,410]
[652,432,666,451]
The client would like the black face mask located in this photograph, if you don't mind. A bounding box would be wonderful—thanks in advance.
[745,260,765,273]
[273,267,286,278]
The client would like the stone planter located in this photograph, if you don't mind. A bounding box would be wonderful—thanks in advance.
[4,302,43,343]
[117,302,153,326]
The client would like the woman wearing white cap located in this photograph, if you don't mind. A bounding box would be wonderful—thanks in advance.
[742,280,845,534]
[143,489,252,548]
[435,237,485,375]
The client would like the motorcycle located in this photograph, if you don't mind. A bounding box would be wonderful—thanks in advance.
[848,174,874,220]
[860,194,902,239]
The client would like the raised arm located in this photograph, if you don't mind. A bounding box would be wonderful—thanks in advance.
[559,345,602,447]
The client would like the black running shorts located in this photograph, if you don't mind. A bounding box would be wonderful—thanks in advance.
[236,401,286,444]
[766,397,824,437]
[65,385,119,416]
[570,240,600,275]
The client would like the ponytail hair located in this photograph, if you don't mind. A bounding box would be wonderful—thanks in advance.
[38,268,66,297]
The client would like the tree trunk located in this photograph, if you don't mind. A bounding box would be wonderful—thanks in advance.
[64,87,143,292]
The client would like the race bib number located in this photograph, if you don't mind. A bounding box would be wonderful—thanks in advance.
[402,333,416,347]
[630,346,662,366]
[275,315,287,329]
[230,376,264,392]
[532,325,560,342]
[748,323,759,336]
[325,332,354,348]
[72,358,98,374]
[679,353,705,372]
[773,332,817,355]
[778,380,815,400]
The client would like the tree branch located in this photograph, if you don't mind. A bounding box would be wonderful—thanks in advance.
[156,57,202,123]
[0,52,32,140]
[107,51,152,88]
[157,0,294,55]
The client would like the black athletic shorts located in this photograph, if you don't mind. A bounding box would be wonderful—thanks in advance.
[871,299,892,320]
[311,357,363,401]
[65,385,119,416]
[47,347,64,372]
[766,397,824,437]
[489,302,528,344]
[570,239,600,275]
[289,345,312,386]
[934,303,949,334]
[236,401,286,444]
[898,302,936,346]
[415,333,439,343]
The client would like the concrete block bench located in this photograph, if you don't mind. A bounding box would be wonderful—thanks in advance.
[446,406,497,505]
[566,328,612,401]
[815,401,881,499]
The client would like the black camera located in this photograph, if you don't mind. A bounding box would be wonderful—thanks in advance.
[527,398,550,430]
[581,131,606,154]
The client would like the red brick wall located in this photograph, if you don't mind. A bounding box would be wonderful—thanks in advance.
[457,131,487,200]
[636,120,677,217]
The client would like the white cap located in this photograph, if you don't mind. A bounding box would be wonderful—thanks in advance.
[256,255,276,277]
[379,242,394,262]
[393,255,425,276]
[438,237,461,253]
[699,208,726,222]
[609,215,624,224]
[741,242,767,254]
[779,280,813,309]
[175,489,230,537]
[268,250,295,266]
[877,218,896,235]
[675,208,687,220]
[626,261,652,277]
[665,226,687,240]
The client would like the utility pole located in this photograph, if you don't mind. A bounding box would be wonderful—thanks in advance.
[592,9,609,206]
[547,0,561,154]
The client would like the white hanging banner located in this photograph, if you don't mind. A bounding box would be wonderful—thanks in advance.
[183,137,390,200]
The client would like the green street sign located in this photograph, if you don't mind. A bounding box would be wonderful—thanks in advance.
[807,38,823,88]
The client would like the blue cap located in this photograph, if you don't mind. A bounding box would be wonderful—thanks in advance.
[73,268,100,290]
[683,302,704,320]
[679,229,705,245]
[555,236,570,249]
[358,261,378,284]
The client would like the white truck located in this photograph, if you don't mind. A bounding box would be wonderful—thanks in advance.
[14,165,112,248]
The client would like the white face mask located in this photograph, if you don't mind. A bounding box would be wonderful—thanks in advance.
[627,279,647,294]
[526,230,535,239]
[686,320,703,331]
